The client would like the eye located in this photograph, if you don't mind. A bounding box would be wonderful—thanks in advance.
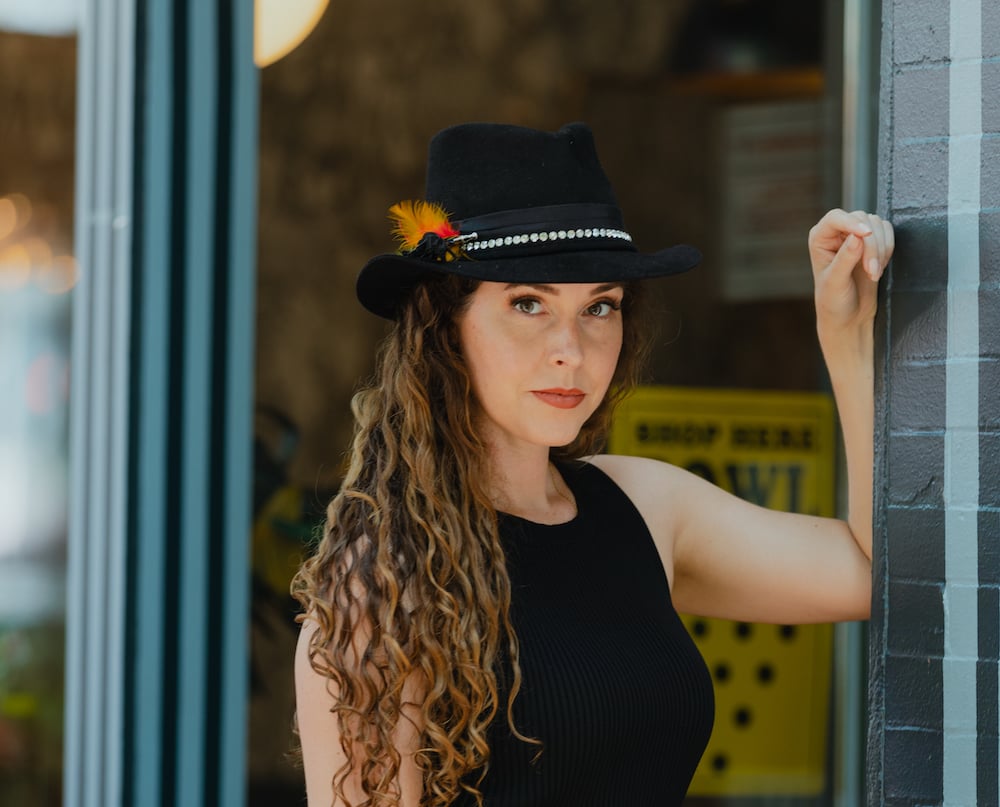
[585,298,621,318]
[512,297,543,315]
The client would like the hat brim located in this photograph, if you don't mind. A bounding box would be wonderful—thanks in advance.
[356,244,702,319]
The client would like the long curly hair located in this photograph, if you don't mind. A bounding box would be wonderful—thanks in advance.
[292,274,649,807]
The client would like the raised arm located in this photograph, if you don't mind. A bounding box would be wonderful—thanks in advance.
[809,208,893,560]
[593,209,893,625]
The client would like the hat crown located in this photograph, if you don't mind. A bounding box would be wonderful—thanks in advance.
[424,122,620,221]
[355,121,701,320]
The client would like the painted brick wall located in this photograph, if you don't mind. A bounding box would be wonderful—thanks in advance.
[870,0,1000,804]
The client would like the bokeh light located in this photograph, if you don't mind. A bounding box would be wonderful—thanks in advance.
[0,243,32,290]
[0,197,16,241]
[6,192,32,231]
[35,254,78,294]
[254,0,329,67]
[21,236,53,268]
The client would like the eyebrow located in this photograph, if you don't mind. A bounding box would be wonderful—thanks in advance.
[503,282,624,294]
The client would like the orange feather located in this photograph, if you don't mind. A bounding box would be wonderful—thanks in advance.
[388,200,459,252]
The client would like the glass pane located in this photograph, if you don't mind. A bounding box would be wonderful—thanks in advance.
[0,20,77,807]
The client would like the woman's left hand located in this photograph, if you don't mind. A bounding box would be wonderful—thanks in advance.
[809,208,894,337]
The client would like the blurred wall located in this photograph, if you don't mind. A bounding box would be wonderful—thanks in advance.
[0,32,76,254]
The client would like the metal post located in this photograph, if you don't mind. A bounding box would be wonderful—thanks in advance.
[835,2,881,805]
[65,1,257,804]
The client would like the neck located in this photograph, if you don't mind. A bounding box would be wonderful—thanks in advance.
[485,441,576,525]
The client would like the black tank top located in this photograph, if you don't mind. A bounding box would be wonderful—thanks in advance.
[454,460,715,806]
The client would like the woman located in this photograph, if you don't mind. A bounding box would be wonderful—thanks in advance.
[292,122,894,807]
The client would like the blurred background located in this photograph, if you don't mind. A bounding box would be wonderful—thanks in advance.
[0,1,867,804]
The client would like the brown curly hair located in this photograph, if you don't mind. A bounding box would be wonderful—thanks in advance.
[291,274,649,806]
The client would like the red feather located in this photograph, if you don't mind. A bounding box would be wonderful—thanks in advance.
[388,200,459,253]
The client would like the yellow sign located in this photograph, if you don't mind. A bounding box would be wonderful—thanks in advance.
[609,386,836,797]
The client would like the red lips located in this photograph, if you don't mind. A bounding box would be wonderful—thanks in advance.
[532,388,586,409]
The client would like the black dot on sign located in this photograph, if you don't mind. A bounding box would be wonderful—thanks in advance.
[712,753,728,772]
[733,706,753,728]
[734,622,753,640]
[714,663,731,683]
[779,625,797,641]
[757,663,775,684]
[691,620,709,638]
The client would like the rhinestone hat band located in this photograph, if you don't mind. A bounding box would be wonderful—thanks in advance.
[453,202,636,259]
[463,227,632,252]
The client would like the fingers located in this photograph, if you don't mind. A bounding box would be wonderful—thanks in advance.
[810,208,874,245]
[856,212,894,282]
[829,227,866,284]
[811,208,894,283]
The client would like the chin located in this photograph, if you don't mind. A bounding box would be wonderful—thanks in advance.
[542,425,586,449]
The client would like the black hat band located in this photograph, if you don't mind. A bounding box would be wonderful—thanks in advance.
[457,202,636,260]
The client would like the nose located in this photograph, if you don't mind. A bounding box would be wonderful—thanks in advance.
[549,318,583,368]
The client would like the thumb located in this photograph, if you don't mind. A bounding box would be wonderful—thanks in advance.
[822,232,865,288]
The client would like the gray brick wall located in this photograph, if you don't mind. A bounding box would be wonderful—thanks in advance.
[871,0,999,804]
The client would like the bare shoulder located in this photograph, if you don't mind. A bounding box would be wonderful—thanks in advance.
[585,453,699,511]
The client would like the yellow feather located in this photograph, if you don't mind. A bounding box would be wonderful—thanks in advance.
[388,200,458,252]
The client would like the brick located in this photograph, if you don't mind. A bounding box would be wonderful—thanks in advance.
[981,291,1000,356]
[886,505,945,583]
[889,290,948,361]
[980,138,1000,210]
[888,580,945,657]
[888,361,946,432]
[891,141,949,210]
[981,511,1000,583]
[892,0,950,65]
[982,361,1000,428]
[978,680,999,807]
[889,214,948,292]
[888,433,944,507]
[885,653,943,730]
[985,1,1000,60]
[980,591,1000,659]
[978,720,999,802]
[984,63,1000,132]
[977,662,999,735]
[980,211,1000,288]
[894,66,950,140]
[884,727,944,802]
[981,431,1000,507]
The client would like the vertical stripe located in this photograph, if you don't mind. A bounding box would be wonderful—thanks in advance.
[130,0,172,802]
[162,2,189,801]
[84,4,115,802]
[945,0,983,803]
[176,0,218,802]
[204,0,234,800]
[978,584,999,806]
[66,1,136,805]
[106,3,136,804]
[217,0,256,803]
[982,0,1000,783]
[65,0,97,798]
[982,1,1000,795]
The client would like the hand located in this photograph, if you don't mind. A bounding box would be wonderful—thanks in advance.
[809,208,894,336]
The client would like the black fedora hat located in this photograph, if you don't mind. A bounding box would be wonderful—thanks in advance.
[356,121,701,319]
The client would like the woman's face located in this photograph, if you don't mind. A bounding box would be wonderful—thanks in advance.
[457,280,624,453]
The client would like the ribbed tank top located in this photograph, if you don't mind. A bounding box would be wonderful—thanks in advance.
[453,460,714,806]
